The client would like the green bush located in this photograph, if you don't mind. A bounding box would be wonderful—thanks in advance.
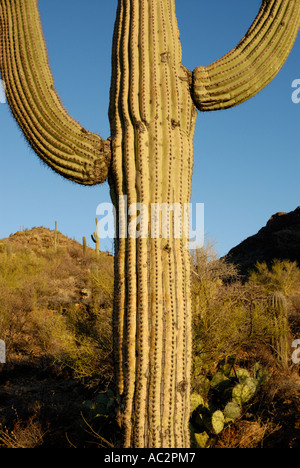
[191,249,300,377]
[248,259,300,296]
[0,239,114,381]
[191,247,273,376]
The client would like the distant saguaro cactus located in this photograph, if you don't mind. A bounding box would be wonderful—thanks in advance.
[54,221,58,252]
[91,218,100,257]
[267,291,289,367]
[82,236,87,257]
[1,0,299,448]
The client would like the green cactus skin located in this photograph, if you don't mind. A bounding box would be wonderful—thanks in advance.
[191,363,270,446]
[224,401,241,423]
[0,0,299,449]
[0,0,111,185]
[267,292,289,367]
[211,410,225,435]
[192,0,300,111]
[109,0,195,448]
[93,218,100,257]
[268,291,288,314]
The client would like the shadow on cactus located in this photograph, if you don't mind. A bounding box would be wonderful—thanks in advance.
[190,358,270,448]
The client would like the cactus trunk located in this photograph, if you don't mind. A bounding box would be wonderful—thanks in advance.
[268,292,289,367]
[109,0,197,448]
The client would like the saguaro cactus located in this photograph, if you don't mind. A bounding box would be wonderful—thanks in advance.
[91,218,100,256]
[54,220,58,252]
[0,0,299,448]
[82,236,87,258]
[267,291,289,367]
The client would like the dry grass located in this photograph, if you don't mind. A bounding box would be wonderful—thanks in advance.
[0,409,45,449]
[215,419,280,448]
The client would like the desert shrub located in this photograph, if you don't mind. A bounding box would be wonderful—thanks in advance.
[89,261,114,310]
[191,246,272,377]
[0,248,48,353]
[248,259,300,296]
[248,260,300,367]
[0,409,44,448]
[55,304,113,380]
[0,239,114,381]
[213,419,280,448]
[191,247,300,378]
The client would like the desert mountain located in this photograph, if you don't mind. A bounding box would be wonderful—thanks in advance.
[225,207,300,276]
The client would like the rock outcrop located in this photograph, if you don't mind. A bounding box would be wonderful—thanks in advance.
[225,207,300,276]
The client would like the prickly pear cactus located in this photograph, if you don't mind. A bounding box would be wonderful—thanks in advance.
[232,380,257,406]
[211,411,225,435]
[0,0,299,448]
[224,402,241,423]
[190,361,270,448]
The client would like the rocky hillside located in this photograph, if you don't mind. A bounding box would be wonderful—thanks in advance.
[0,226,114,308]
[0,226,115,447]
[0,226,300,448]
[225,207,300,276]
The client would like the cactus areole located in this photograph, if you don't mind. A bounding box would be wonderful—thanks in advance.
[0,0,299,448]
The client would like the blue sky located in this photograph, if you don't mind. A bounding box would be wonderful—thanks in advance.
[0,0,299,256]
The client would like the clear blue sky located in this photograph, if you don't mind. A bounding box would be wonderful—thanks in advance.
[0,0,299,256]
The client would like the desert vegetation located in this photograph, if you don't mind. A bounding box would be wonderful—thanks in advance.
[0,227,299,448]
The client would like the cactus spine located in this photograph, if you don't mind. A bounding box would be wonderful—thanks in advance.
[0,0,111,185]
[267,291,289,367]
[192,0,300,111]
[1,0,299,449]
[109,0,195,447]
[92,218,100,257]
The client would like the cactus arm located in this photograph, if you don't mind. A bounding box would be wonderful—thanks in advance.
[0,0,111,185]
[192,0,300,111]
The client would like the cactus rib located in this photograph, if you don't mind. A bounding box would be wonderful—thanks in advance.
[192,0,300,111]
[109,0,196,448]
[0,0,111,185]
